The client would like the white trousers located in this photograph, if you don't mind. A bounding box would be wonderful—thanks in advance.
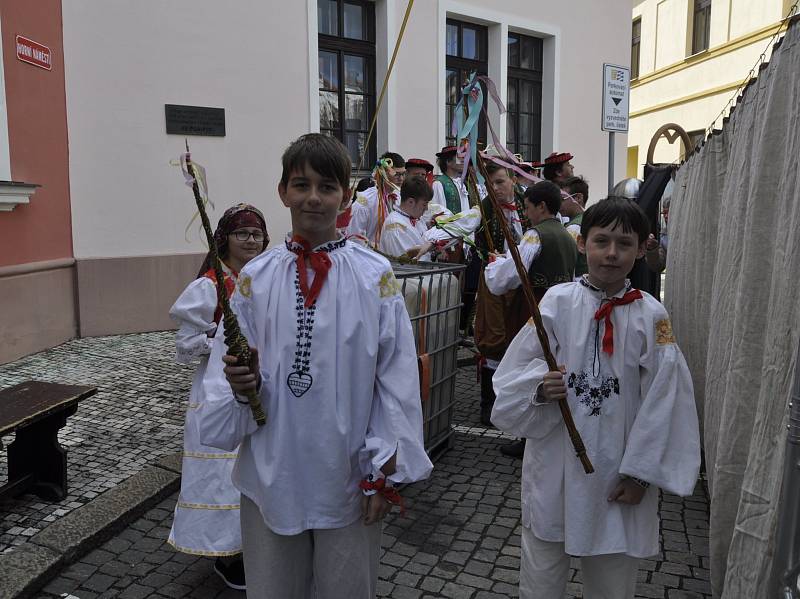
[240,494,381,599]
[520,526,639,599]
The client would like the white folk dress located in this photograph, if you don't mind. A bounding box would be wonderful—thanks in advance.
[379,209,432,261]
[491,278,701,558]
[199,237,433,535]
[167,272,242,556]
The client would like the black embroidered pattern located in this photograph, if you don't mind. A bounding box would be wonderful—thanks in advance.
[285,236,347,254]
[567,371,620,416]
[287,269,316,397]
[284,235,346,397]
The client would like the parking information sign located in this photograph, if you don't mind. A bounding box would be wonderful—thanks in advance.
[602,63,630,132]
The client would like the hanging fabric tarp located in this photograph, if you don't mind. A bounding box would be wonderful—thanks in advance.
[665,15,800,597]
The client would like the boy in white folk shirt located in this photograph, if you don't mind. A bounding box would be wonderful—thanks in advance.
[379,177,435,261]
[491,197,701,598]
[198,134,433,598]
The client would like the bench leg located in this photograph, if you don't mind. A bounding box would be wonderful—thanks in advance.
[6,406,75,501]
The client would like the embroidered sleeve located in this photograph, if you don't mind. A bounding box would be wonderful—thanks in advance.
[238,275,252,299]
[566,224,581,243]
[356,192,370,206]
[655,318,675,345]
[384,222,407,233]
[378,270,402,298]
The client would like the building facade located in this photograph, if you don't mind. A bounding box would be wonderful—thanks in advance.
[628,0,792,177]
[0,0,631,364]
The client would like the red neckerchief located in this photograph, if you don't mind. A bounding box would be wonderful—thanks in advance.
[290,236,333,308]
[593,289,643,354]
[500,201,518,212]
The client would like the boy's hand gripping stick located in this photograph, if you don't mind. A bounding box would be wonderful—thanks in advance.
[182,141,267,426]
[476,153,593,474]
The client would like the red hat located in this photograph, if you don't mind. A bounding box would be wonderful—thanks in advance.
[435,146,458,158]
[544,152,573,165]
[406,158,434,172]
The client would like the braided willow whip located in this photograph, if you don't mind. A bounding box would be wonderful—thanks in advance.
[183,141,266,426]
[476,153,593,474]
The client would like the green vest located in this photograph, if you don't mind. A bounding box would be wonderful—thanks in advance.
[528,218,578,289]
[435,175,461,214]
[566,213,588,277]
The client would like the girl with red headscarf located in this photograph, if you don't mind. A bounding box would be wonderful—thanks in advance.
[167,204,268,591]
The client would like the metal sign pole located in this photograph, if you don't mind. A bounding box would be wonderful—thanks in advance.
[608,132,615,195]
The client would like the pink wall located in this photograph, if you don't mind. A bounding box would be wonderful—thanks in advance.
[0,0,72,267]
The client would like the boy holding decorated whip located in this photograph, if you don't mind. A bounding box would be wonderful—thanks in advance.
[491,197,701,598]
[199,134,432,598]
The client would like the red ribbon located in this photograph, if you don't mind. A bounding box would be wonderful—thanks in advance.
[291,236,333,308]
[500,201,518,212]
[594,289,643,355]
[359,478,405,516]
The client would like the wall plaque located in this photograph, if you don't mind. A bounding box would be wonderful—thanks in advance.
[165,104,225,137]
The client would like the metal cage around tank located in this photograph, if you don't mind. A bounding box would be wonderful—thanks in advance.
[392,261,465,458]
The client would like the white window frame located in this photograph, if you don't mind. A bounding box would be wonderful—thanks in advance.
[306,0,396,165]
[436,1,560,159]
[0,17,13,181]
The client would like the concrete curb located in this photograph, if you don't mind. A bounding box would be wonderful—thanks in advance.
[0,452,182,599]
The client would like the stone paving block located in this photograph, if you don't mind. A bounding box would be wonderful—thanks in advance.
[30,465,179,563]
[441,581,477,598]
[0,542,63,598]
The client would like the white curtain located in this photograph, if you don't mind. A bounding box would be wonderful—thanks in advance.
[665,18,800,598]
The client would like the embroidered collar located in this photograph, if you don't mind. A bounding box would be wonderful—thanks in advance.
[285,234,347,255]
[579,275,632,299]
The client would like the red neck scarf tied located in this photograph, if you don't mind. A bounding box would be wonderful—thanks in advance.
[291,236,333,308]
[594,289,643,355]
[500,201,518,212]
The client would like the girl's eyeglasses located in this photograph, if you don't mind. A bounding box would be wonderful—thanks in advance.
[231,230,266,242]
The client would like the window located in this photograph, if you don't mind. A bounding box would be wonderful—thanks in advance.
[684,129,705,155]
[631,18,641,79]
[318,0,376,165]
[691,0,711,55]
[506,33,543,163]
[445,19,488,147]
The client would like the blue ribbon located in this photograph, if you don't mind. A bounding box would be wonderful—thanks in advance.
[451,71,485,185]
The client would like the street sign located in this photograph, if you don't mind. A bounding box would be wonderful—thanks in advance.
[15,35,52,71]
[601,63,629,132]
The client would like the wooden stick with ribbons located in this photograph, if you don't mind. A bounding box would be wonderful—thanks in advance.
[475,153,594,474]
[181,140,267,426]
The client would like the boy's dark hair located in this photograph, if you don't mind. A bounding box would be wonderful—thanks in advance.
[351,176,375,201]
[401,177,433,202]
[580,197,650,243]
[543,163,564,182]
[484,161,512,178]
[280,134,351,191]
[436,154,452,174]
[381,151,405,168]
[561,176,589,204]
[524,181,562,215]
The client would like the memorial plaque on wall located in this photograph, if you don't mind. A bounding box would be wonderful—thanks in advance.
[165,104,225,136]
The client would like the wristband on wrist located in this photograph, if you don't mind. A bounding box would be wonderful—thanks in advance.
[359,475,405,515]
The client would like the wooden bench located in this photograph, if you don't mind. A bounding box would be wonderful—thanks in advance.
[0,381,96,502]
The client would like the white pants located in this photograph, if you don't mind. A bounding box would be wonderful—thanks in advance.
[240,494,382,599]
[520,526,639,599]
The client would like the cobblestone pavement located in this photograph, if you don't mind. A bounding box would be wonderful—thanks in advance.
[0,332,191,553]
[17,335,712,599]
